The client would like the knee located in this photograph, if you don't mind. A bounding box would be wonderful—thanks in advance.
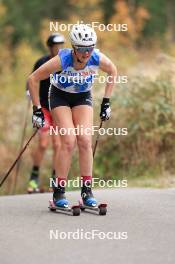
[61,137,76,153]
[52,139,61,152]
[38,141,48,152]
[77,136,92,150]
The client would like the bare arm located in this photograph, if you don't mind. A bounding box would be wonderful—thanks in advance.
[99,53,117,98]
[28,55,62,106]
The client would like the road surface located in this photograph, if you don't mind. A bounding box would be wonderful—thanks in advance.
[0,188,174,264]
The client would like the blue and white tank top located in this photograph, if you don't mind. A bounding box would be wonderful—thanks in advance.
[51,48,100,93]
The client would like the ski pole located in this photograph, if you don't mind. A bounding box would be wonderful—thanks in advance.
[0,129,38,188]
[12,100,31,194]
[93,120,103,158]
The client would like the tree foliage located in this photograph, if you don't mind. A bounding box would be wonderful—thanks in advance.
[1,0,73,47]
[0,0,174,48]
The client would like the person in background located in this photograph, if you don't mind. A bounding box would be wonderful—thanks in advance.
[27,33,65,193]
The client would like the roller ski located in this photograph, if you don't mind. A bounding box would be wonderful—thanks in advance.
[79,183,107,215]
[49,184,80,216]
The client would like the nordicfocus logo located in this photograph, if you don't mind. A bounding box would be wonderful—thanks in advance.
[49,125,128,136]
[50,74,128,85]
[49,177,128,189]
[49,229,128,240]
[49,21,128,32]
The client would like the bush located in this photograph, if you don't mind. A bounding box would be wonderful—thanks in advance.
[93,70,175,181]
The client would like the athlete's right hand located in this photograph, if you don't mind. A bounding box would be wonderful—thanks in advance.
[32,106,45,128]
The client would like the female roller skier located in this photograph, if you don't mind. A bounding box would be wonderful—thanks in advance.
[28,24,117,208]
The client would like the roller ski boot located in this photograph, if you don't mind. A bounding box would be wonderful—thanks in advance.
[27,179,40,194]
[79,183,107,215]
[49,184,80,216]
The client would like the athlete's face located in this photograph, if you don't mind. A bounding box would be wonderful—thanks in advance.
[74,47,94,63]
[49,43,64,57]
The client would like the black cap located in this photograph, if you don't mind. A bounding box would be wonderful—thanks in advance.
[47,33,65,47]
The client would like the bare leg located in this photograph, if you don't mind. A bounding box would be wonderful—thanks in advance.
[31,131,49,166]
[72,105,93,176]
[51,133,61,175]
[51,106,76,179]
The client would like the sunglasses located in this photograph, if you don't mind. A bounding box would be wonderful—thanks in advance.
[74,46,94,53]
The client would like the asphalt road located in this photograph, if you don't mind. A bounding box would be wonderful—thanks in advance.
[0,188,175,264]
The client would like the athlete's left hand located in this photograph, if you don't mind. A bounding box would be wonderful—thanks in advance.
[100,98,111,121]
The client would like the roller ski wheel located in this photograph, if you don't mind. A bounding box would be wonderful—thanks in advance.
[99,204,107,215]
[27,187,45,194]
[79,198,107,215]
[27,187,40,194]
[48,200,80,216]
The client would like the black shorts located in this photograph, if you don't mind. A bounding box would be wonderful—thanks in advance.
[49,85,93,110]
